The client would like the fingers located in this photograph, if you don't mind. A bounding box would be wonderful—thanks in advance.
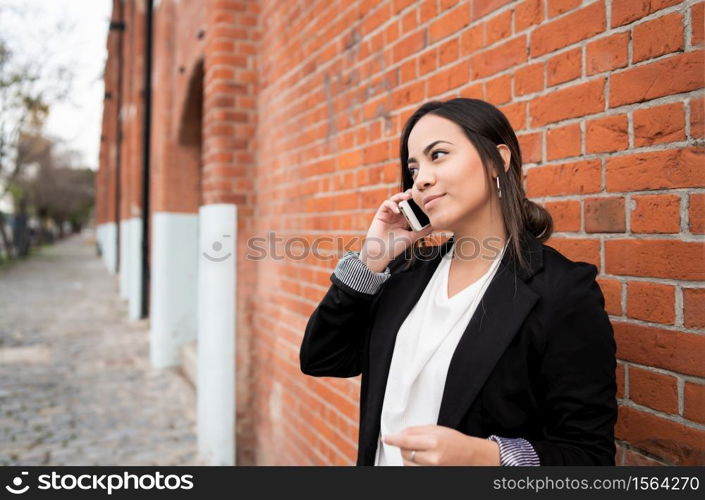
[389,189,413,203]
[381,199,401,215]
[382,433,435,451]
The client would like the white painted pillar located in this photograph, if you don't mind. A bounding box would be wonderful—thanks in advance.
[102,222,118,275]
[127,217,143,320]
[119,219,130,299]
[150,212,199,368]
[197,203,236,466]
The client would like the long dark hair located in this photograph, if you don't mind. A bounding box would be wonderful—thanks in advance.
[398,97,552,275]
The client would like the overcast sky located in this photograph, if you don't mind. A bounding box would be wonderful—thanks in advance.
[2,0,112,171]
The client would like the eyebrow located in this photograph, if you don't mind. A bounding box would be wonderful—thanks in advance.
[407,140,454,164]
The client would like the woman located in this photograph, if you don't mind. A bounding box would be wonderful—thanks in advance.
[299,98,617,466]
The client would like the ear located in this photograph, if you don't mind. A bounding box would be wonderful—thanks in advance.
[495,144,511,177]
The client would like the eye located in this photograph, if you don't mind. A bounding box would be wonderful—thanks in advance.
[408,150,447,178]
[431,149,447,160]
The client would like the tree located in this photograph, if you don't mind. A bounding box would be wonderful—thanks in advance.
[0,2,74,259]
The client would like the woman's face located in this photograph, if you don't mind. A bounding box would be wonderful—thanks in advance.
[406,114,495,234]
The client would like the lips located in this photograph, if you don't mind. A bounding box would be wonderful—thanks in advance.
[423,194,446,208]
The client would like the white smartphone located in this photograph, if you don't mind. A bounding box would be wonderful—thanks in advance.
[398,198,431,232]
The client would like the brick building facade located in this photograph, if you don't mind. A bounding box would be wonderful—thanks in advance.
[95,0,705,465]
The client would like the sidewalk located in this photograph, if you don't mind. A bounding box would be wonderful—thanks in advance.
[0,231,200,465]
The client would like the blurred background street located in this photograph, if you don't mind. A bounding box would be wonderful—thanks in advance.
[0,230,199,465]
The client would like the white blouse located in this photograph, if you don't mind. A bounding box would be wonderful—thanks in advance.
[374,240,508,466]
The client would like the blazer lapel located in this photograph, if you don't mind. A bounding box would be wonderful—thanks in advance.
[436,231,543,429]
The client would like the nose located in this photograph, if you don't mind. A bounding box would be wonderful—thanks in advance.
[413,164,435,191]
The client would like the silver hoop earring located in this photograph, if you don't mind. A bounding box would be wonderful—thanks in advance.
[496,176,502,199]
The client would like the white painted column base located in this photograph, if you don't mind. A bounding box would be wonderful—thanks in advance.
[100,222,118,275]
[119,219,130,299]
[127,217,143,320]
[197,203,236,466]
[150,212,199,368]
[118,217,143,318]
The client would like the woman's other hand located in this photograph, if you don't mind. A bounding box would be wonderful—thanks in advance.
[383,425,500,466]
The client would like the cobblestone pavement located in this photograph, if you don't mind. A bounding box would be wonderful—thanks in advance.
[0,231,201,465]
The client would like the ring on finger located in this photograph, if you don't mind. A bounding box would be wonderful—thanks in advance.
[410,450,416,462]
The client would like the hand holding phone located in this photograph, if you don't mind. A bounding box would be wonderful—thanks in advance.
[359,189,433,273]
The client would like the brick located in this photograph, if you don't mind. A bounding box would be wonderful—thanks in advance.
[530,78,605,127]
[611,0,682,28]
[690,193,705,234]
[622,448,667,465]
[459,24,484,55]
[458,83,485,100]
[633,12,684,63]
[585,32,629,76]
[530,1,605,57]
[692,2,705,45]
[514,62,544,96]
[428,60,470,95]
[544,237,601,268]
[401,7,417,32]
[596,277,622,315]
[616,362,625,399]
[609,51,705,108]
[684,382,705,424]
[584,197,626,233]
[485,10,512,45]
[544,200,581,232]
[629,365,679,414]
[585,114,628,153]
[633,102,686,146]
[484,73,512,104]
[391,80,425,108]
[394,0,416,14]
[546,47,582,87]
[419,0,438,22]
[691,96,704,139]
[472,0,513,20]
[546,0,581,18]
[630,194,681,234]
[605,147,705,192]
[393,30,425,63]
[429,5,469,43]
[515,0,543,31]
[471,36,527,79]
[438,38,459,66]
[605,239,705,280]
[626,281,675,324]
[526,159,602,197]
[498,100,527,130]
[517,132,542,164]
[614,321,705,378]
[419,47,438,75]
[683,288,705,329]
[615,405,705,465]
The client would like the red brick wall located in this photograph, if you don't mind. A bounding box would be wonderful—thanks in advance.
[97,0,705,466]
[253,0,704,466]
[96,0,123,227]
[151,0,206,214]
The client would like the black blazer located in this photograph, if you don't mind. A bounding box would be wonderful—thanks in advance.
[300,230,618,466]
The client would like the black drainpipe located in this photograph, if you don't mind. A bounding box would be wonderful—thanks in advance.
[110,1,125,274]
[140,0,153,318]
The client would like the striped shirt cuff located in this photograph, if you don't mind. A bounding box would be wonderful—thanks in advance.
[487,435,540,466]
[332,251,391,295]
